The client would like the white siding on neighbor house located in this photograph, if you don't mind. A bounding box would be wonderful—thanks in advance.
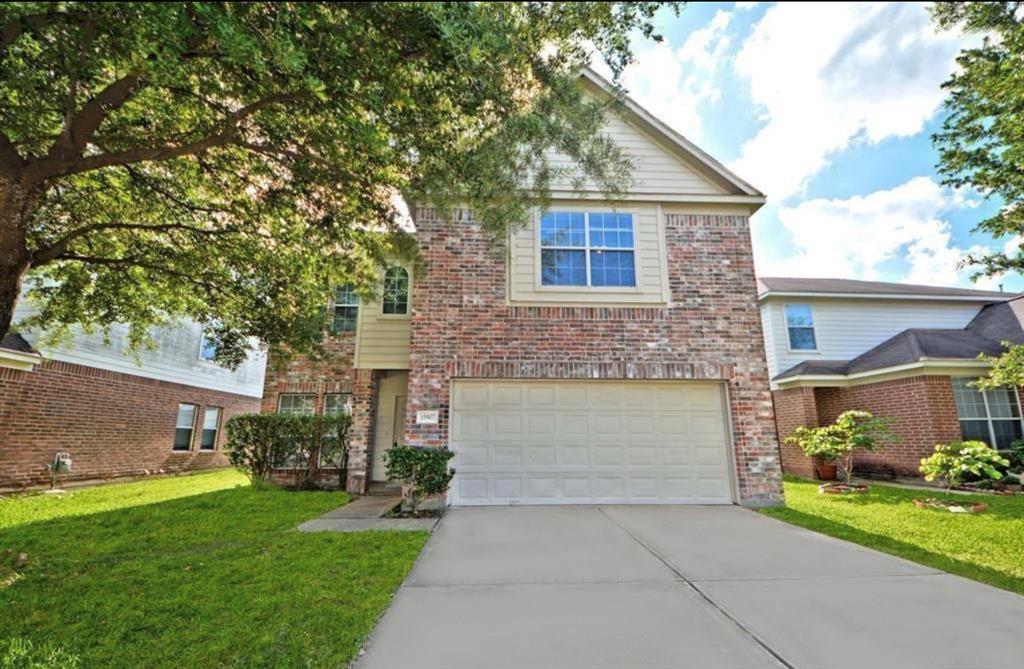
[761,297,988,384]
[508,202,668,306]
[12,302,266,397]
[546,112,728,197]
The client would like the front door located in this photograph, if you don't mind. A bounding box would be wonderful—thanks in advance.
[372,371,409,482]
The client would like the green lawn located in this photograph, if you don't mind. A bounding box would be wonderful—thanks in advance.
[0,469,428,667]
[762,476,1024,594]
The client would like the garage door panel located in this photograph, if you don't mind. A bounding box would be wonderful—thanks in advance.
[449,381,734,505]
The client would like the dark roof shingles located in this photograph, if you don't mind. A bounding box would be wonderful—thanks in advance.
[757,276,1010,299]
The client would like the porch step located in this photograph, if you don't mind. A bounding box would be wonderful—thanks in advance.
[367,482,402,496]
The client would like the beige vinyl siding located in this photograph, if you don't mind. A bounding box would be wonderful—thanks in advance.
[762,297,987,384]
[508,202,668,306]
[353,269,412,370]
[546,112,728,197]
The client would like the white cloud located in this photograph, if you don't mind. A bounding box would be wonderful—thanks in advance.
[735,2,760,10]
[731,3,963,199]
[615,10,734,141]
[757,177,993,288]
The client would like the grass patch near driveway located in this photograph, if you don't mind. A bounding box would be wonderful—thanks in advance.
[762,476,1024,594]
[0,470,428,667]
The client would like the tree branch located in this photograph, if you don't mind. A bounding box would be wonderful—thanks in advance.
[32,91,305,181]
[48,73,141,161]
[52,253,229,296]
[33,221,237,267]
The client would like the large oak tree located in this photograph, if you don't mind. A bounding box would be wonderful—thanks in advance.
[0,2,671,366]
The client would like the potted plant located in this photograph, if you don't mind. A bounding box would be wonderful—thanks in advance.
[786,410,896,493]
[917,441,1009,512]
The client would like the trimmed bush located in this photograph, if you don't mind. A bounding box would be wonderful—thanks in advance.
[225,413,351,488]
[920,441,1010,492]
[384,445,455,514]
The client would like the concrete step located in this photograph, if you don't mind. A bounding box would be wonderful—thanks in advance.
[367,482,402,496]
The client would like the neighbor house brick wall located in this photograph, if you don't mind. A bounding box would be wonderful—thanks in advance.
[260,331,378,493]
[0,360,258,490]
[404,209,783,506]
[771,387,819,478]
[814,375,962,477]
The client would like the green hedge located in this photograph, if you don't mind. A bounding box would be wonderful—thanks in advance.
[225,413,351,488]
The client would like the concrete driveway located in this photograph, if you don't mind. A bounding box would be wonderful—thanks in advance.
[355,506,1024,669]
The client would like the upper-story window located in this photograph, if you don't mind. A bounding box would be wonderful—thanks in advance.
[331,285,359,333]
[382,267,409,315]
[540,212,636,287]
[199,331,217,362]
[785,304,817,351]
[952,378,1023,450]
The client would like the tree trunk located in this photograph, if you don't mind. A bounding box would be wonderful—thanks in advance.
[0,178,35,339]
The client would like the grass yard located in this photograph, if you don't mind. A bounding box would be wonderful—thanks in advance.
[0,469,428,667]
[763,476,1024,594]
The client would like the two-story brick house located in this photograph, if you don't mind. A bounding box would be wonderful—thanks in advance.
[262,69,783,507]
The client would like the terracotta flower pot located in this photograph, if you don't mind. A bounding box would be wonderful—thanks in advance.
[815,462,838,481]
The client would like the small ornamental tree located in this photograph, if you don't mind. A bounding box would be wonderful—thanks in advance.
[786,410,896,484]
[384,445,455,514]
[920,441,1010,493]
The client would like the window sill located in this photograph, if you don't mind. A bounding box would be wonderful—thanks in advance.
[535,284,643,294]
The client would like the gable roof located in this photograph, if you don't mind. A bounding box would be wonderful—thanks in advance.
[1,332,34,354]
[757,276,1010,302]
[580,68,764,200]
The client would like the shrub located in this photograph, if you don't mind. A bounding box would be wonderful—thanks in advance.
[225,413,351,488]
[785,410,896,483]
[1007,439,1024,471]
[0,637,80,669]
[919,441,1010,493]
[384,445,455,514]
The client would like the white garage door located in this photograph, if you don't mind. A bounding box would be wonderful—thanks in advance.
[449,380,735,505]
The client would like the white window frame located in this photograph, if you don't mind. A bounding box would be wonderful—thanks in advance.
[952,377,1024,451]
[199,406,221,451]
[784,303,818,353]
[536,210,639,291]
[277,393,316,415]
[173,403,198,451]
[198,331,218,363]
[318,393,352,469]
[331,285,360,333]
[380,266,411,318]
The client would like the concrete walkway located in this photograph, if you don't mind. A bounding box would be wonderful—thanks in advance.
[297,494,437,532]
[355,506,1023,669]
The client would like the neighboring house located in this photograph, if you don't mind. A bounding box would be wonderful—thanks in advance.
[0,306,266,489]
[759,277,1023,478]
[261,69,783,507]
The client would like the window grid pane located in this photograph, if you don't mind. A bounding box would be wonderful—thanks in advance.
[540,212,585,247]
[539,212,636,287]
[541,249,587,286]
[323,393,351,416]
[952,378,988,418]
[278,394,315,415]
[382,268,409,315]
[199,334,217,361]
[590,250,636,287]
[173,404,197,451]
[953,377,1024,449]
[200,407,220,450]
[787,327,817,351]
[332,285,359,332]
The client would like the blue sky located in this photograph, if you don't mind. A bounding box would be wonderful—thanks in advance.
[599,2,1020,292]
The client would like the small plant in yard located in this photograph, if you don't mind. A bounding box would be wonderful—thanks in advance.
[786,410,896,489]
[0,637,80,668]
[385,445,455,515]
[919,441,1009,493]
[225,413,351,489]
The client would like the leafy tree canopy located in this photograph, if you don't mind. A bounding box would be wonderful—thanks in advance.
[932,2,1024,278]
[0,1,673,366]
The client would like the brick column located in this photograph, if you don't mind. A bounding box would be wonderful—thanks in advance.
[772,387,819,478]
[346,369,379,494]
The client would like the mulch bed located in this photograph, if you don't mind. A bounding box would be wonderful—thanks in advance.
[913,498,989,514]
[818,482,869,495]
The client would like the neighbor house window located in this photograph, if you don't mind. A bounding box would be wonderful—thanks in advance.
[952,378,1024,450]
[319,393,352,469]
[382,267,409,315]
[331,285,359,333]
[785,304,817,350]
[173,403,198,451]
[199,407,221,451]
[540,212,636,287]
[199,331,217,362]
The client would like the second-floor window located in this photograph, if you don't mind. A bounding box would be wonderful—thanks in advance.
[540,212,636,288]
[199,331,217,362]
[382,267,409,315]
[785,304,817,351]
[332,285,359,333]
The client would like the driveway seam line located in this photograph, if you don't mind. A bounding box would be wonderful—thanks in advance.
[595,507,797,669]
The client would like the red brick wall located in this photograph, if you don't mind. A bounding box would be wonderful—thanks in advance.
[814,375,961,476]
[0,360,259,489]
[771,387,819,478]
[259,331,379,493]
[404,208,783,506]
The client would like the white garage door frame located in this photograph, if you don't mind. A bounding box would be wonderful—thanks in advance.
[447,378,740,506]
